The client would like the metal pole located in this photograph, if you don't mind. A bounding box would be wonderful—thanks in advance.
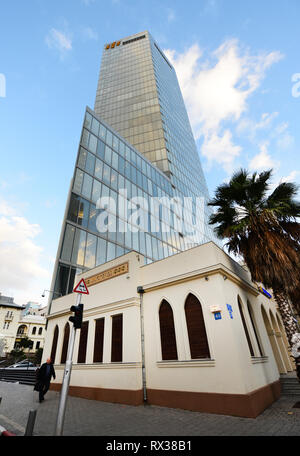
[25,409,37,436]
[137,287,147,402]
[54,293,80,436]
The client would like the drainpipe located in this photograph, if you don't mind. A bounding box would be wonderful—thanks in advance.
[137,286,147,403]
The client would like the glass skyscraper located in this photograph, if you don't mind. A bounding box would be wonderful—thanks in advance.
[50,31,218,300]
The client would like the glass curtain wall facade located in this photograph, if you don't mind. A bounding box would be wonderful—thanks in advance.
[95,31,216,242]
[51,31,218,299]
[54,108,190,297]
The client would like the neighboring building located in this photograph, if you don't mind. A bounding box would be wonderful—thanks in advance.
[14,314,46,353]
[22,301,41,316]
[0,293,25,355]
[43,243,293,418]
[48,31,219,303]
[0,294,46,356]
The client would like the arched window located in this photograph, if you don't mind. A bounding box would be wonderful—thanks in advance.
[32,327,37,335]
[78,321,89,364]
[185,293,210,359]
[159,300,178,360]
[238,297,254,356]
[17,325,27,336]
[38,327,43,335]
[111,314,123,362]
[50,325,59,364]
[247,302,264,356]
[61,323,70,364]
[94,318,105,363]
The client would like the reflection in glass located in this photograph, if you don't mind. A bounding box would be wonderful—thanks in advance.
[85,233,97,268]
[61,224,75,262]
[96,237,107,265]
[71,229,87,266]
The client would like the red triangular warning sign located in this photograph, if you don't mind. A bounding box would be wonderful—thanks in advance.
[73,278,89,295]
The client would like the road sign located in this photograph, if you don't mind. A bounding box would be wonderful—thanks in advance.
[73,278,89,295]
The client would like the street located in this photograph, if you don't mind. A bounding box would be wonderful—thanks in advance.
[0,381,300,436]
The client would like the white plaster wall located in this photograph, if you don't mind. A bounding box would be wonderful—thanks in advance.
[43,245,285,397]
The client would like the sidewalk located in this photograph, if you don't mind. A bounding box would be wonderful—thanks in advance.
[0,381,299,436]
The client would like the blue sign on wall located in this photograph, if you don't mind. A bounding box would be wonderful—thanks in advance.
[227,304,233,319]
[214,312,222,320]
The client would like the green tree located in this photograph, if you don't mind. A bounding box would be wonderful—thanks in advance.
[19,337,34,351]
[208,169,300,345]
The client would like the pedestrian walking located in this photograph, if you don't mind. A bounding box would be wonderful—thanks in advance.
[34,358,56,403]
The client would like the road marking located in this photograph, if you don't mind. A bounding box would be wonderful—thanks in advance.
[0,414,25,434]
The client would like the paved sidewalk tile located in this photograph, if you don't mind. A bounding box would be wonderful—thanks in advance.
[0,381,299,436]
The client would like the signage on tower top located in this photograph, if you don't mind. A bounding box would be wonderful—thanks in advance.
[73,278,89,295]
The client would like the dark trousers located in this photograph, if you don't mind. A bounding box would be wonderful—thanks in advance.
[39,380,51,401]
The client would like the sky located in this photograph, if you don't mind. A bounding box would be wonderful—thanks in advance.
[0,0,299,305]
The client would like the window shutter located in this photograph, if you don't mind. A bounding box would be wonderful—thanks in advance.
[50,326,59,364]
[94,318,105,363]
[111,314,123,362]
[185,294,210,359]
[61,323,70,364]
[159,300,178,360]
[77,321,89,363]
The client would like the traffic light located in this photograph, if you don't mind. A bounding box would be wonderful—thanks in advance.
[69,304,83,329]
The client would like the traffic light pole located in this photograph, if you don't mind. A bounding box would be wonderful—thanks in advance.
[54,293,81,436]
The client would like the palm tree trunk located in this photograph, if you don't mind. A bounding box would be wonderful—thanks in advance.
[273,289,298,346]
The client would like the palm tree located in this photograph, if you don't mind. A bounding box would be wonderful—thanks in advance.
[208,169,300,345]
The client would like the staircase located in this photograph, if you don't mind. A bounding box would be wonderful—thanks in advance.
[280,372,300,396]
[0,368,37,386]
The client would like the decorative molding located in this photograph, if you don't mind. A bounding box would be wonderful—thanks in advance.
[156,359,216,368]
[54,362,142,370]
[251,356,269,364]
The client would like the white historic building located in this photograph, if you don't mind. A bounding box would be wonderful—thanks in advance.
[0,294,46,356]
[43,242,294,417]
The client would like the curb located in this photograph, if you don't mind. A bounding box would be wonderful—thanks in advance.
[0,424,16,436]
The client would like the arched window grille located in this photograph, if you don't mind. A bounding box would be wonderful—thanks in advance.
[185,293,210,359]
[50,325,59,364]
[159,300,178,360]
[238,297,254,356]
[61,323,70,364]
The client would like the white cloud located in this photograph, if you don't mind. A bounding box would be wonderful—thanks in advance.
[164,40,283,171]
[248,141,279,171]
[0,199,51,305]
[45,28,72,60]
[167,8,176,23]
[81,26,98,41]
[281,170,299,183]
[236,111,279,139]
[276,132,294,150]
[202,130,242,173]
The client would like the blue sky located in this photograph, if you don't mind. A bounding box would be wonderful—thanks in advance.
[0,0,299,304]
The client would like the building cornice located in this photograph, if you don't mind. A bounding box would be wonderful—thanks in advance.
[47,296,140,320]
[141,263,259,296]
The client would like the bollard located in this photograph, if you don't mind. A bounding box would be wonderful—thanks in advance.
[24,409,37,436]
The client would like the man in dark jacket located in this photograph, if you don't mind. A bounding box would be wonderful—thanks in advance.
[36,358,56,403]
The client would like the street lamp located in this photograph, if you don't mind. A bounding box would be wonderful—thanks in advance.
[41,290,62,298]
